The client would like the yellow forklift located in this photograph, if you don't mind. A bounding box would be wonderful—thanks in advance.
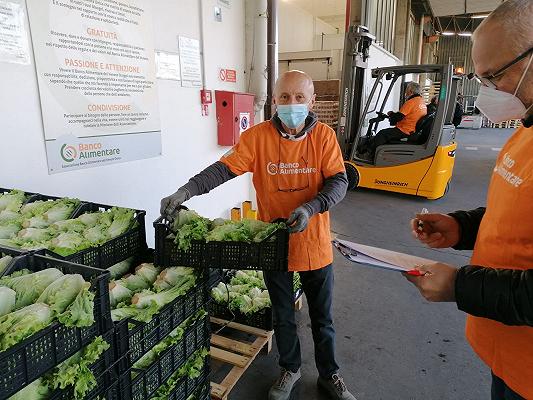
[337,26,459,199]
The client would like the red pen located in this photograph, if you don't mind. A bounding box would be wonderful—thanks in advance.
[406,269,426,276]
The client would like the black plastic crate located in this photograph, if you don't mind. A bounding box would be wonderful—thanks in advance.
[119,315,210,400]
[114,279,209,373]
[154,217,289,271]
[165,362,210,400]
[209,300,273,330]
[44,201,147,270]
[48,330,117,400]
[0,254,112,399]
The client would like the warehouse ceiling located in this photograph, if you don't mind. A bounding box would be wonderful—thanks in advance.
[428,0,503,17]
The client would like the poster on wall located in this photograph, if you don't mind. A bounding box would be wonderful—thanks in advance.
[155,50,180,81]
[178,36,202,88]
[26,0,162,174]
[0,0,31,65]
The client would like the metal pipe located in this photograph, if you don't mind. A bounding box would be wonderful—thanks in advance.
[265,0,278,120]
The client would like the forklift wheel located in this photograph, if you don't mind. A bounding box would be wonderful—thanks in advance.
[345,163,360,190]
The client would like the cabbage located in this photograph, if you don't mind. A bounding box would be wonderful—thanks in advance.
[248,287,262,299]
[22,216,49,229]
[0,287,16,316]
[50,219,86,233]
[0,255,13,274]
[120,273,152,292]
[211,283,229,303]
[111,300,159,322]
[109,281,133,308]
[130,274,196,309]
[83,225,107,244]
[0,238,20,248]
[134,263,159,284]
[106,257,134,279]
[77,213,100,227]
[0,303,53,351]
[49,232,90,256]
[107,207,135,238]
[57,283,95,327]
[172,209,202,230]
[42,199,79,223]
[20,200,56,217]
[8,378,50,400]
[17,228,52,243]
[252,296,271,311]
[172,210,211,251]
[0,190,25,212]
[37,274,85,314]
[1,268,64,309]
[0,222,21,239]
[231,294,253,314]
[0,210,22,225]
[153,266,194,291]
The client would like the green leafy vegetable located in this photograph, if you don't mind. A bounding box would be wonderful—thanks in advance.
[0,255,13,274]
[8,378,50,400]
[0,210,22,225]
[0,303,53,351]
[45,336,110,399]
[42,199,80,223]
[36,274,85,314]
[1,268,64,309]
[0,190,25,212]
[106,256,134,279]
[0,287,16,317]
[49,232,90,256]
[120,273,152,292]
[58,283,95,327]
[134,263,159,284]
[22,216,49,229]
[0,222,21,240]
[109,281,133,308]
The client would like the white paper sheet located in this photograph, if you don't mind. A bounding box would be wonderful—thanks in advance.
[333,239,435,273]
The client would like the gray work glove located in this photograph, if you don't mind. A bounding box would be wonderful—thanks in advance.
[160,188,190,221]
[287,205,313,233]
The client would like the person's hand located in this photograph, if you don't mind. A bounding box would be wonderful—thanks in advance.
[403,263,458,302]
[287,206,312,233]
[160,188,189,221]
[411,213,460,248]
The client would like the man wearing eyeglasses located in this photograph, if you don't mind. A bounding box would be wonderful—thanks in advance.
[161,70,354,400]
[405,1,533,399]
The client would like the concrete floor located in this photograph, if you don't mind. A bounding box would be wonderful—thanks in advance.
[225,128,515,400]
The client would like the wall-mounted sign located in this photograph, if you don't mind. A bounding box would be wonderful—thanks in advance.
[179,36,202,88]
[239,112,250,134]
[156,50,181,81]
[218,0,231,9]
[219,68,237,83]
[26,0,162,174]
[0,1,30,65]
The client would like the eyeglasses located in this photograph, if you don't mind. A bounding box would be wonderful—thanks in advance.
[467,47,533,88]
[276,137,311,193]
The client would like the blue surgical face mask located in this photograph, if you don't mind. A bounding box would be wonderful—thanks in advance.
[276,104,309,129]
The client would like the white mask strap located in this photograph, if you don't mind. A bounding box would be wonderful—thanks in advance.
[513,53,533,96]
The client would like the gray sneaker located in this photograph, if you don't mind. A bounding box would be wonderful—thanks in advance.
[268,368,301,400]
[317,373,357,400]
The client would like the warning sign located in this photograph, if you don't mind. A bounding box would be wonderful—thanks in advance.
[239,112,250,134]
[219,68,237,83]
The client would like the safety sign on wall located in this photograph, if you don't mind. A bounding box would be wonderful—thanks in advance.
[26,0,162,174]
[219,68,237,83]
[179,36,202,87]
[239,112,250,134]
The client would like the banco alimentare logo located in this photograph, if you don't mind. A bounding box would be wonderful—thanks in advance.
[60,144,78,163]
[267,162,279,175]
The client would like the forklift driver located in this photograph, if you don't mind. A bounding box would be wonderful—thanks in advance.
[359,82,427,157]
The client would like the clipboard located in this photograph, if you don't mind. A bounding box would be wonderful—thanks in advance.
[333,239,435,273]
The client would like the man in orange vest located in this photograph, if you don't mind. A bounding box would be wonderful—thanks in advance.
[161,70,356,400]
[405,1,533,399]
[359,81,427,156]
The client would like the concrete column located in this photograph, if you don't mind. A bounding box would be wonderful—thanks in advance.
[393,0,410,61]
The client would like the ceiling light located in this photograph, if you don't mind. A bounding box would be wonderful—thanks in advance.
[458,32,472,36]
[442,31,456,36]
[471,14,490,19]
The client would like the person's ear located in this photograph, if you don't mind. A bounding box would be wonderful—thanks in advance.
[309,94,316,110]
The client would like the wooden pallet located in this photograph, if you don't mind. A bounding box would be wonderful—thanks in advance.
[210,317,274,400]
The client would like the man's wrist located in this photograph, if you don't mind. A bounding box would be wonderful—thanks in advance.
[302,200,320,216]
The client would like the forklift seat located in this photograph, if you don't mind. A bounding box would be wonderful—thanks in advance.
[390,112,435,145]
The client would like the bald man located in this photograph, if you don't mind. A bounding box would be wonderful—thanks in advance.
[161,71,355,400]
[405,1,533,399]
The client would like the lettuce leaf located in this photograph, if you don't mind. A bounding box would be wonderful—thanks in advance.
[58,283,95,328]
[0,303,53,351]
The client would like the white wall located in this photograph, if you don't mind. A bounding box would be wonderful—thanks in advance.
[278,1,336,53]
[0,0,253,247]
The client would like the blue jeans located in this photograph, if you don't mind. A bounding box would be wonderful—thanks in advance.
[491,373,524,400]
[264,265,339,379]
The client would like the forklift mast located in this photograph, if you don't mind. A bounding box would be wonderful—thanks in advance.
[336,26,374,159]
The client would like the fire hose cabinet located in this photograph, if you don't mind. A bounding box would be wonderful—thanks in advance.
[215,91,255,146]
